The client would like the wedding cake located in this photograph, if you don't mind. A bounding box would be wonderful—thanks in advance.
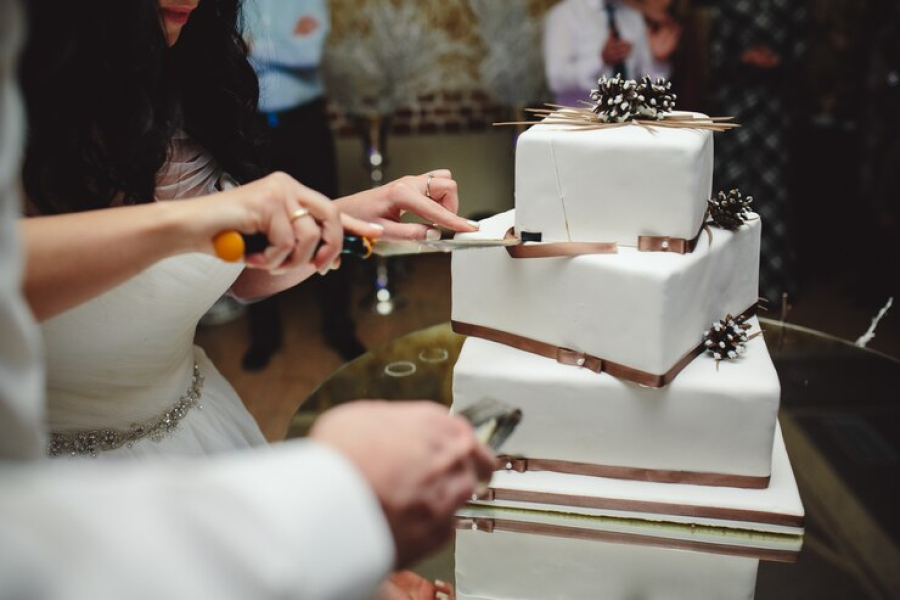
[449,76,804,599]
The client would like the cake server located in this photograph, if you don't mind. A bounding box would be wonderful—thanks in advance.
[457,398,523,452]
[212,231,518,262]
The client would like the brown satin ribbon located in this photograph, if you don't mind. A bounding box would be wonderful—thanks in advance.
[503,228,617,259]
[470,487,804,529]
[455,516,800,563]
[637,217,714,255]
[451,305,755,388]
[497,456,769,489]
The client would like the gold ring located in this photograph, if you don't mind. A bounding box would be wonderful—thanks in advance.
[289,208,311,223]
[425,172,435,199]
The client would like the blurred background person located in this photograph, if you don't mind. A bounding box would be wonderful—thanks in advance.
[242,0,365,371]
[709,0,809,308]
[544,0,670,107]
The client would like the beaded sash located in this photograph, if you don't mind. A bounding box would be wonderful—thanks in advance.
[48,363,204,457]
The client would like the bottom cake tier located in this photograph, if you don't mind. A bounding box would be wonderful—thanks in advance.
[455,424,804,600]
[467,421,804,535]
[455,519,764,600]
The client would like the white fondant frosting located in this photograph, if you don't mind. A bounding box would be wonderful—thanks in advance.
[456,526,759,600]
[473,423,805,536]
[514,114,714,245]
[452,210,761,376]
[452,316,779,480]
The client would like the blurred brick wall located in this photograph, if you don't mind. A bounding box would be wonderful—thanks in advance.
[325,0,559,137]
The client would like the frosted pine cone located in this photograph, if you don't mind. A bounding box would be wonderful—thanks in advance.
[590,74,642,122]
[703,314,752,362]
[635,76,676,120]
[708,189,753,231]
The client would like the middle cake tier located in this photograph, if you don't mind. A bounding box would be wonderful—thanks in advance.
[452,210,761,381]
[453,316,780,487]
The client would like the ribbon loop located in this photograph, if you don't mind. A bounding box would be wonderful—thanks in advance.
[457,517,496,533]
[500,456,529,473]
[556,348,603,372]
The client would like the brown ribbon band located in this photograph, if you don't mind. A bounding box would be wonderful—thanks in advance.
[637,218,713,255]
[504,218,712,259]
[471,487,805,530]
[452,305,755,388]
[455,516,800,563]
[503,228,617,259]
[497,456,770,489]
[452,321,696,388]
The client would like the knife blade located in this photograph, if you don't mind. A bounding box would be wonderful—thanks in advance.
[212,231,518,262]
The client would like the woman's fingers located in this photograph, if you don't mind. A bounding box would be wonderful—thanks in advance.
[420,170,459,214]
[389,182,478,235]
[340,213,386,239]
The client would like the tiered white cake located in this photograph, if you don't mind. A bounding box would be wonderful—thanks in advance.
[450,106,804,599]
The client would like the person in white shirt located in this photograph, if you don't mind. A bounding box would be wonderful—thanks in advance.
[0,1,493,597]
[543,0,671,106]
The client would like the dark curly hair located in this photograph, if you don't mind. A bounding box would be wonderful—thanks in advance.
[20,0,264,214]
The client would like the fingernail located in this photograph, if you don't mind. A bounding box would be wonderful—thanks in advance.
[368,222,385,231]
[467,220,480,230]
[331,256,342,270]
[434,580,448,589]
[318,267,330,276]
[425,228,441,241]
[435,592,450,600]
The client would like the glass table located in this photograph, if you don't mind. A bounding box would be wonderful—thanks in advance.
[288,320,900,599]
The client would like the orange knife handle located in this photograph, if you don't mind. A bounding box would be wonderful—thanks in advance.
[213,231,372,261]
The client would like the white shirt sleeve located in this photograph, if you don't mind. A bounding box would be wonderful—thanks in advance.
[543,4,604,97]
[0,441,394,600]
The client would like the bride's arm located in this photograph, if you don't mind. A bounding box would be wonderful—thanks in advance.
[22,173,382,321]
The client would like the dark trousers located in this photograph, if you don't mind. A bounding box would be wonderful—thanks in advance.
[245,97,358,363]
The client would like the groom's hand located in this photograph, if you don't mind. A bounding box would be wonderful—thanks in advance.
[310,400,495,568]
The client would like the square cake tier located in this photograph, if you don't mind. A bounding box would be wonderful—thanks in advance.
[515,114,713,246]
[456,518,763,600]
[452,210,760,379]
[467,422,804,536]
[453,316,779,486]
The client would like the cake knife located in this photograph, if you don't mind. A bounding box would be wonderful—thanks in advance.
[212,231,518,262]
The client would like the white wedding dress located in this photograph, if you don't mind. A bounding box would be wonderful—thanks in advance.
[41,135,267,459]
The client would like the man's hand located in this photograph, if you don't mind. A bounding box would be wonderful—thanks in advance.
[375,571,455,600]
[310,401,496,568]
[648,21,682,62]
[601,36,633,66]
[294,15,319,36]
[741,45,781,70]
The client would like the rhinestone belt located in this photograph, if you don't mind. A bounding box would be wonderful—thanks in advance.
[48,363,204,457]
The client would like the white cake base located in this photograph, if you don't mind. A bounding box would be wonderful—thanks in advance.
[452,210,760,378]
[455,521,763,600]
[515,114,714,245]
[470,422,804,536]
[452,317,779,484]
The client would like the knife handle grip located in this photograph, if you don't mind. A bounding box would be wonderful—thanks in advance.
[212,231,373,262]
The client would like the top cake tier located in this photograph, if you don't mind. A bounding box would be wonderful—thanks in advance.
[515,113,713,246]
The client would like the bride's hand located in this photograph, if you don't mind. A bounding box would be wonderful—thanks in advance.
[334,170,479,240]
[193,171,383,273]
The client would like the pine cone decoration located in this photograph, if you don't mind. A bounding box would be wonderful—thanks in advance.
[590,75,677,122]
[590,74,642,122]
[703,315,752,362]
[708,189,753,231]
[635,76,676,120]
